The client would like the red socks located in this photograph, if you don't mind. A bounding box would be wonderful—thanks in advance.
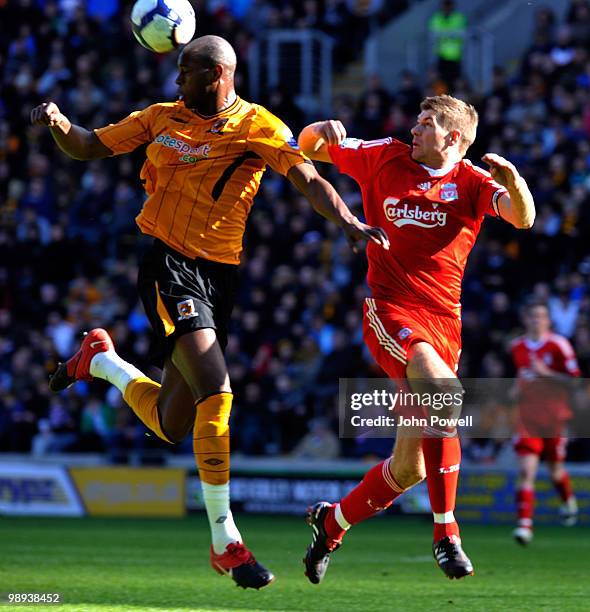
[516,487,535,528]
[324,459,405,542]
[553,473,573,503]
[325,437,463,544]
[516,474,573,530]
[422,435,461,541]
[323,506,348,545]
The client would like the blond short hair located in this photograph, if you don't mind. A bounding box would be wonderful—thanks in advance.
[420,95,478,155]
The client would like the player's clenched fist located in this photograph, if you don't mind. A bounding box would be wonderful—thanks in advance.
[30,102,65,127]
[312,120,347,151]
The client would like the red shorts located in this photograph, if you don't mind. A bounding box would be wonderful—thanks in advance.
[514,436,568,462]
[363,297,462,379]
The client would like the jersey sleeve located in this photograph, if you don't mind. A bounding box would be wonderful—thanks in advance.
[509,339,524,372]
[94,105,161,155]
[553,337,581,376]
[470,164,508,218]
[247,106,309,176]
[328,137,394,185]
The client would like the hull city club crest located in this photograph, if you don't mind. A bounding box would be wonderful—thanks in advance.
[208,118,229,134]
[177,298,199,320]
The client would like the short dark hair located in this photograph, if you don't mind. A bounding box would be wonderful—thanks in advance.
[523,299,549,314]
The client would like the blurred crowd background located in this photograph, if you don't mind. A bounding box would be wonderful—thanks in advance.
[1,0,590,462]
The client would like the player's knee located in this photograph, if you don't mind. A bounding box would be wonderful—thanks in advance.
[420,378,464,422]
[549,464,564,481]
[519,479,535,491]
[517,469,535,488]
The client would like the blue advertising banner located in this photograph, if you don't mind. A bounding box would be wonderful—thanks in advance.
[186,464,590,526]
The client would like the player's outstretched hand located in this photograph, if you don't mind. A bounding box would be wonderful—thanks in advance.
[312,120,347,151]
[530,355,553,377]
[31,102,64,127]
[482,153,521,190]
[343,219,390,253]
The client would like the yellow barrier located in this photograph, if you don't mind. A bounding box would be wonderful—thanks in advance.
[70,467,185,517]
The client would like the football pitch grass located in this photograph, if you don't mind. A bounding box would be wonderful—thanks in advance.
[1,515,588,612]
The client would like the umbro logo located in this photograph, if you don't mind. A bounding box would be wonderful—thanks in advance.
[204,458,224,466]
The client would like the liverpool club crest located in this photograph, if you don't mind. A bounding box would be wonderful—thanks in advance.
[440,183,458,202]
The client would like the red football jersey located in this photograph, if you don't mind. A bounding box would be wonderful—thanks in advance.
[329,138,507,317]
[510,333,580,429]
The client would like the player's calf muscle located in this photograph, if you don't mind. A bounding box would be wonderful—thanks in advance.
[391,437,425,486]
[160,411,193,443]
[392,463,425,488]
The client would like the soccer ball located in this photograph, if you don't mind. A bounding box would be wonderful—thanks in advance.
[131,0,196,53]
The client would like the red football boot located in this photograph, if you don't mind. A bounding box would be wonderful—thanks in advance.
[49,328,114,392]
[210,542,275,590]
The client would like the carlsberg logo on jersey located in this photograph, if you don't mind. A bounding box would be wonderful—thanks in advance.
[154,134,211,164]
[383,197,447,228]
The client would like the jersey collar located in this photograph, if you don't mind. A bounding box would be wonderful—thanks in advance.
[524,334,549,350]
[420,162,458,177]
[186,96,241,120]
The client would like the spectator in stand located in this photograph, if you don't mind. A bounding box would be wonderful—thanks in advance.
[549,278,582,338]
[428,0,467,87]
[31,396,78,455]
[292,418,340,460]
[80,396,115,452]
[567,0,590,44]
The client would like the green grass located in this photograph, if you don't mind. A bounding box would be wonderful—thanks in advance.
[0,515,588,611]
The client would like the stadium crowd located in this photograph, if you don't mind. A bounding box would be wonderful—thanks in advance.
[1,0,590,461]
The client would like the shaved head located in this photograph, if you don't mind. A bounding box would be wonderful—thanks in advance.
[176,35,238,114]
[183,35,237,73]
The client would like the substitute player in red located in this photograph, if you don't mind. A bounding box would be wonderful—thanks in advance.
[298,94,536,581]
[31,35,388,590]
[510,301,580,545]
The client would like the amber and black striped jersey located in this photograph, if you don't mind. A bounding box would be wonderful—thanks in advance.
[94,97,308,264]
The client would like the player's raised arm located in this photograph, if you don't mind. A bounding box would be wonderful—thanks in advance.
[482,153,536,229]
[31,102,112,161]
[297,120,347,163]
[286,162,389,253]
